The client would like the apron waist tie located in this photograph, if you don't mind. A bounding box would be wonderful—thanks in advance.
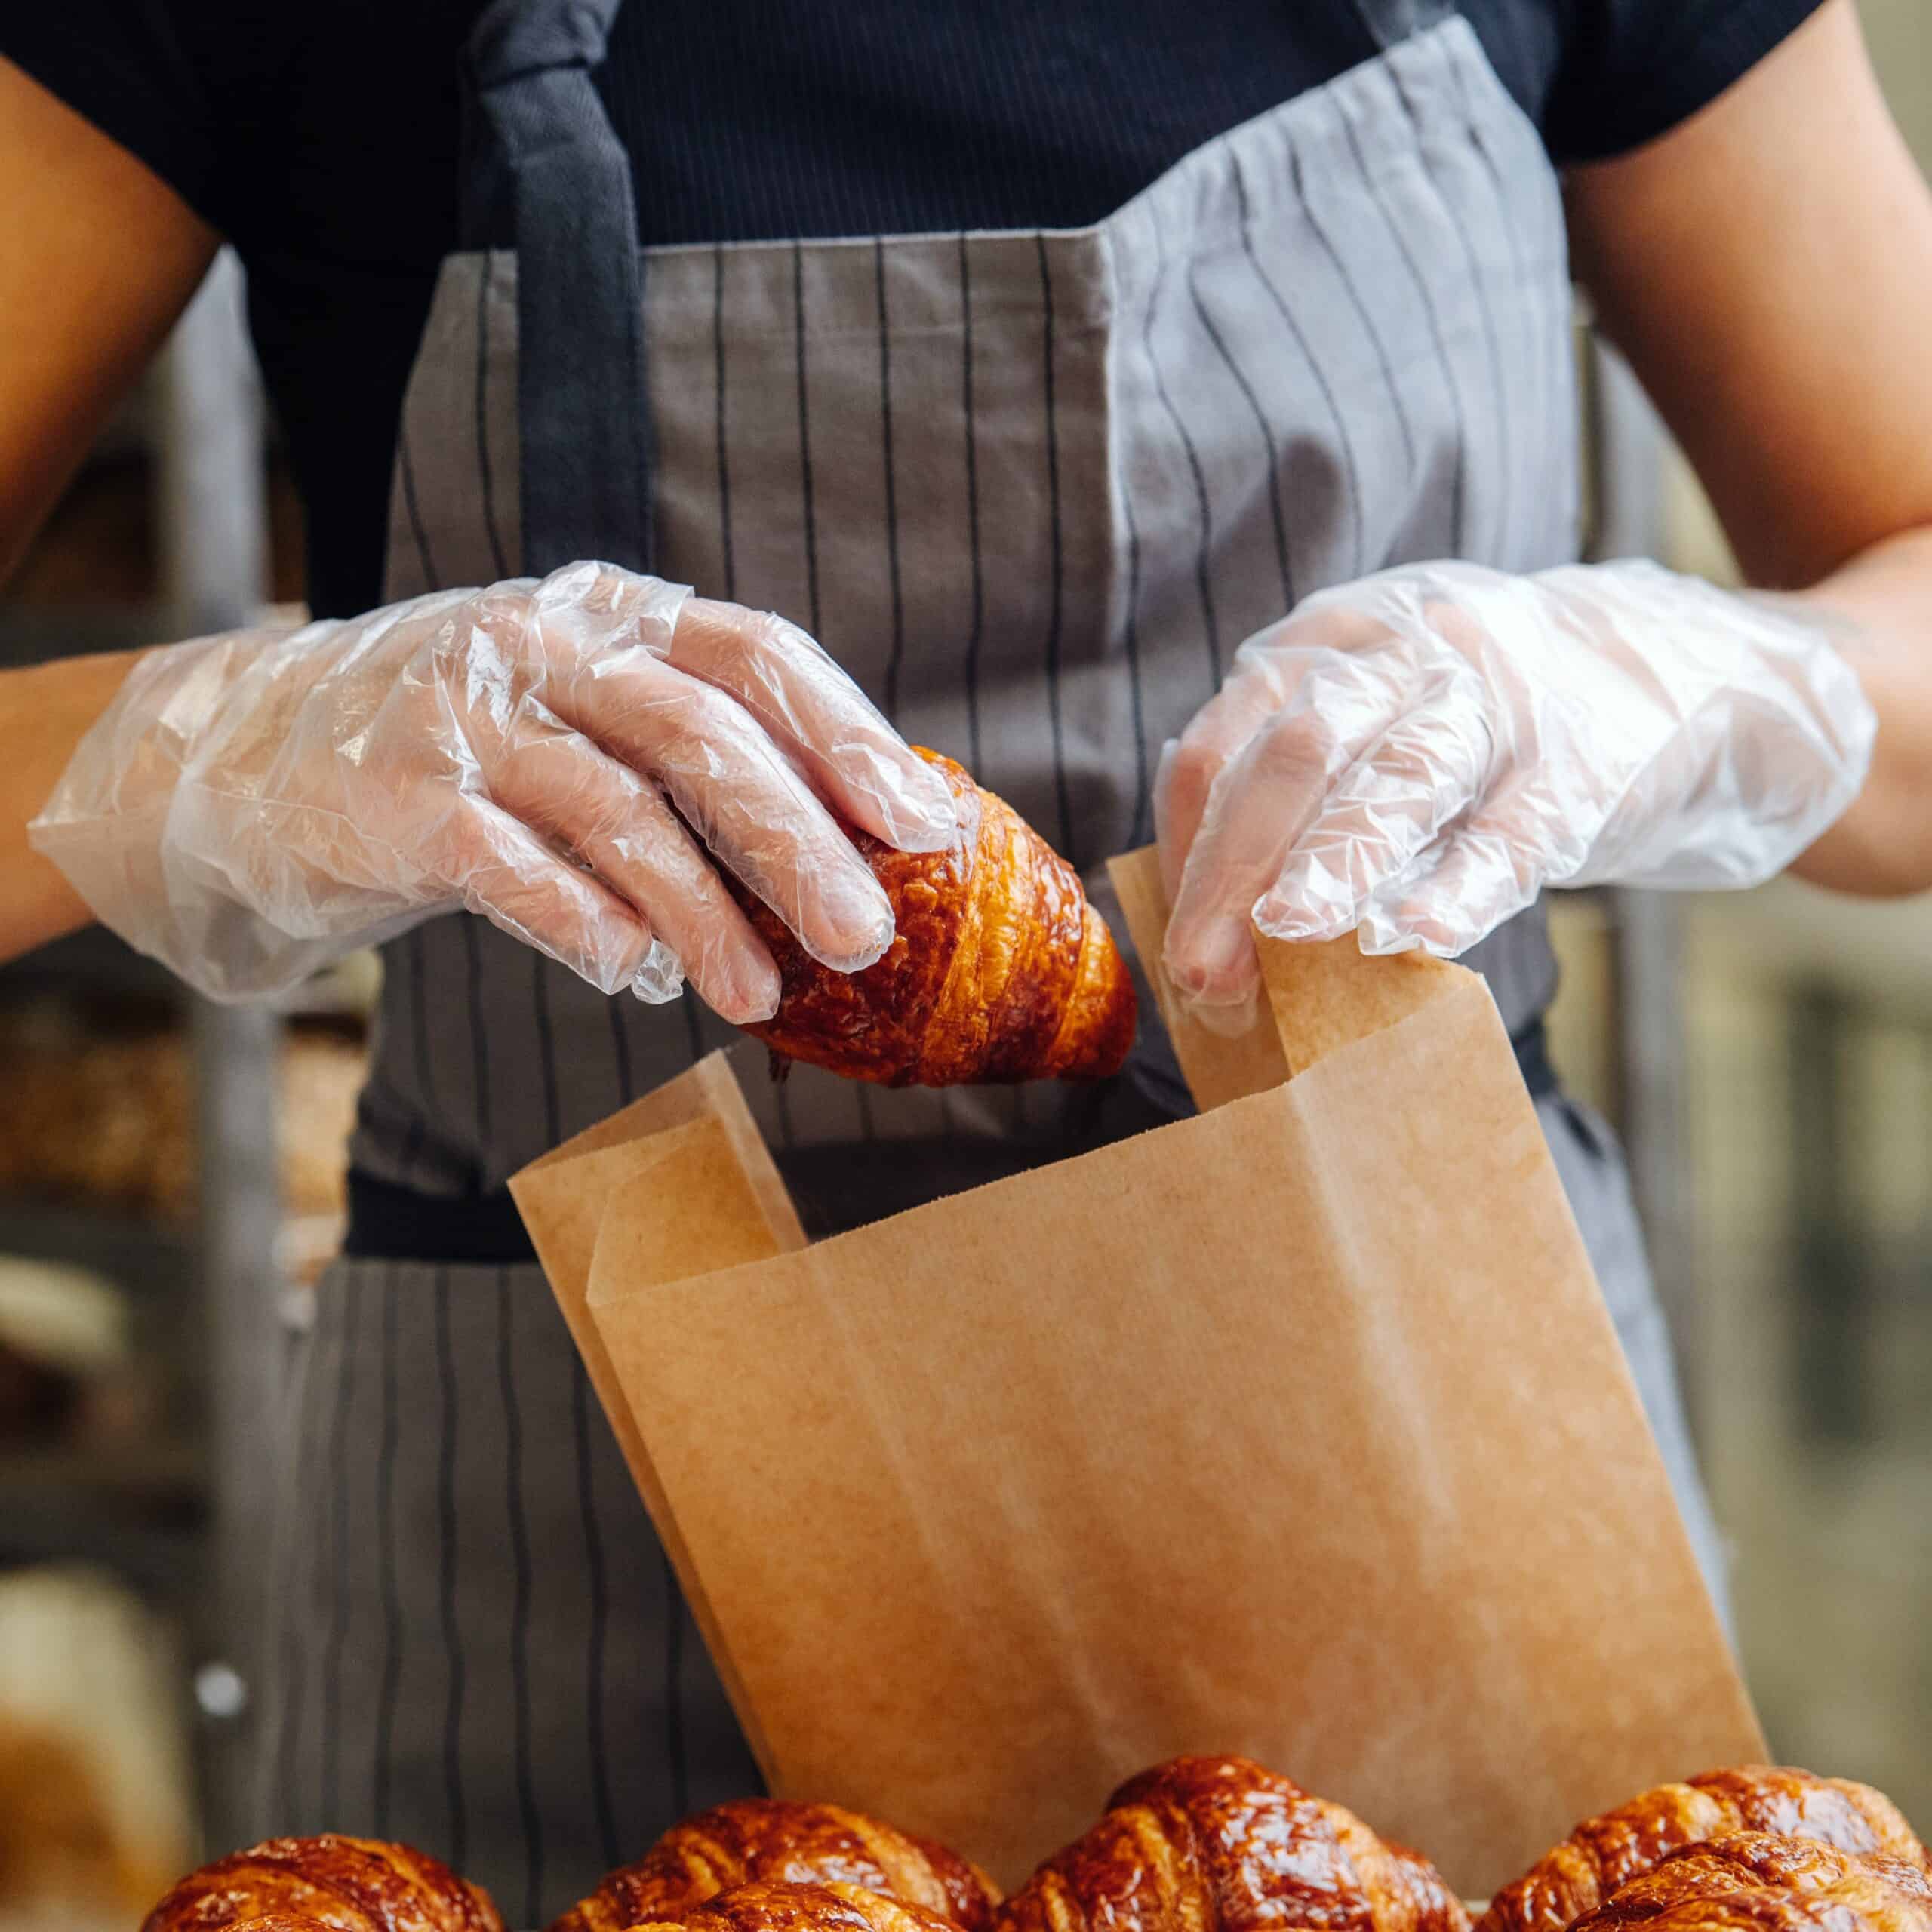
[345,1018,1561,1266]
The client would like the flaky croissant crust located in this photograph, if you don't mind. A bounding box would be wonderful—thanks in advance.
[220,1918,341,1932]
[995,1755,1468,1932]
[623,1881,964,1932]
[1569,1832,1932,1932]
[550,1799,999,1932]
[139,1835,503,1932]
[1477,1770,1931,1932]
[732,749,1136,1087]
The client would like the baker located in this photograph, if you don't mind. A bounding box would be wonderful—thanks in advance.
[2,0,1928,1915]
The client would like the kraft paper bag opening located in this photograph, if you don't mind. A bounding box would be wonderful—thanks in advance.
[513,849,1763,1897]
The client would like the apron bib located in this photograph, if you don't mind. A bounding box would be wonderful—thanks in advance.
[256,2,1724,1914]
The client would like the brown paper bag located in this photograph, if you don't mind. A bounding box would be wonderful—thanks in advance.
[513,852,1763,1897]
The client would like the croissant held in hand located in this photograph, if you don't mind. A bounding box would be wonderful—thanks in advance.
[994,1755,1467,1932]
[728,749,1136,1085]
[623,1881,965,1932]
[1570,1832,1932,1932]
[140,1835,503,1932]
[1476,1769,1930,1932]
[550,1798,999,1932]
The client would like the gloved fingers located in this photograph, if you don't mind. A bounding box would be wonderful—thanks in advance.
[565,653,897,974]
[1153,648,1333,897]
[1156,594,1494,899]
[1251,676,1498,943]
[443,795,666,998]
[522,559,689,666]
[1163,652,1413,1023]
[663,598,958,852]
[481,724,781,1025]
[1352,720,1604,956]
[1355,814,1543,958]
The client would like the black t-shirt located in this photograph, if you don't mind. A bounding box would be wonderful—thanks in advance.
[7,0,1819,619]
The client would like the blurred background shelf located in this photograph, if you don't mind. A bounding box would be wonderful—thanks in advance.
[0,1443,208,1590]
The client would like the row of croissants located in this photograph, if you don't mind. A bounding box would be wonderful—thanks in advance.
[141,1757,1932,1932]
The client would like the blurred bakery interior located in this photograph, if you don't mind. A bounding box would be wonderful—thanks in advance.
[5,8,1932,1927]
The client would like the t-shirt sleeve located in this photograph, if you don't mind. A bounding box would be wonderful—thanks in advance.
[1543,0,1828,163]
[2,4,227,232]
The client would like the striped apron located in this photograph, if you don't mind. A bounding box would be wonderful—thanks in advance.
[255,0,1727,1916]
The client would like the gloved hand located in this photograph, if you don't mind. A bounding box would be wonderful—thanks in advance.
[1157,559,1876,1029]
[29,560,958,1017]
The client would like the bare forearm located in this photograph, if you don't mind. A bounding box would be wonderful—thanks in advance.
[0,649,140,961]
[1784,527,1932,897]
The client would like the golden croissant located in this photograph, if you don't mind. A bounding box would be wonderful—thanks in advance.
[993,1754,1467,1932]
[219,1920,342,1932]
[1570,1832,1932,1932]
[140,1835,503,1932]
[551,1798,1001,1932]
[728,749,1136,1085]
[1477,1768,1930,1932]
[619,1881,967,1932]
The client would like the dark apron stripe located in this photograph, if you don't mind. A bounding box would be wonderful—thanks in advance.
[374,1269,405,1835]
[783,235,819,1149]
[1035,233,1075,865]
[672,246,721,1088]
[957,235,986,774]
[1227,143,1368,582]
[1141,208,1223,692]
[700,238,741,1094]
[395,932,427,1186]
[571,1352,621,1869]
[1188,251,1293,612]
[609,997,637,1108]
[533,950,562,1149]
[714,243,737,598]
[433,1266,469,1874]
[477,251,511,578]
[273,1293,331,1821]
[399,433,442,589]
[320,1267,363,1823]
[939,249,973,1202]
[1334,99,1472,555]
[1115,312,1153,850]
[463,916,493,1179]
[792,240,822,638]
[497,1266,544,1927]
[875,238,909,723]
[1389,61,1512,565]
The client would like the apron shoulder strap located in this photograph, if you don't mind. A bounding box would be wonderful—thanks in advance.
[460,0,655,577]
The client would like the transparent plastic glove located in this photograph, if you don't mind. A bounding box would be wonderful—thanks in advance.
[29,560,958,1017]
[1157,559,1875,1030]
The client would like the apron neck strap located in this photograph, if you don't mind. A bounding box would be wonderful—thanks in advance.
[460,0,655,577]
